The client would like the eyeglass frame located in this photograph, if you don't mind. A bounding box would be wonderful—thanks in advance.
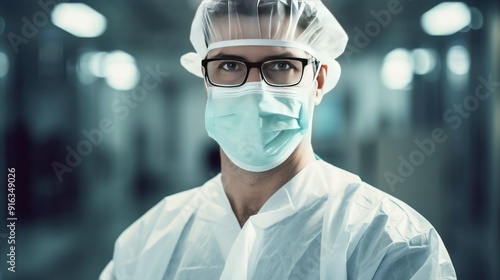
[201,56,320,88]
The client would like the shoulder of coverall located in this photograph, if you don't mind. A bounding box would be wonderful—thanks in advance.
[113,186,202,251]
[341,185,456,279]
[317,162,455,278]
[317,160,438,244]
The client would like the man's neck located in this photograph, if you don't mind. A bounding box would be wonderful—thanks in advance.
[220,141,316,228]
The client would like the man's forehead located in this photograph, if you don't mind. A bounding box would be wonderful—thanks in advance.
[207,45,309,60]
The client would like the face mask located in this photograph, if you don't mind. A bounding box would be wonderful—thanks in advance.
[205,82,313,172]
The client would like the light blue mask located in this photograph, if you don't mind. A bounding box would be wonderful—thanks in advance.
[205,82,311,172]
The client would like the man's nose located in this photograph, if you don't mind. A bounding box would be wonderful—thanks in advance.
[246,67,262,83]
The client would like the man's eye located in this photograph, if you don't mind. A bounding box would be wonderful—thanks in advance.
[270,61,293,71]
[221,62,243,71]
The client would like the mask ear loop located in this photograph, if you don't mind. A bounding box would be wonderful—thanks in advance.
[311,58,324,105]
[312,58,321,82]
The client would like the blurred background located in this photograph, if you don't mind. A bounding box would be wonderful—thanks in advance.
[0,0,498,279]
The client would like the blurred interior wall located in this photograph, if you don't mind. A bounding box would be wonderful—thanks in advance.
[490,1,500,277]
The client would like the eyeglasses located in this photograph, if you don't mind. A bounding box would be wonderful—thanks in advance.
[201,57,318,87]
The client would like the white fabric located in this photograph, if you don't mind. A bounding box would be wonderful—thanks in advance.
[100,160,456,280]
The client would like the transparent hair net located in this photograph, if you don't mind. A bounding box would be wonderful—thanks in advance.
[181,0,348,93]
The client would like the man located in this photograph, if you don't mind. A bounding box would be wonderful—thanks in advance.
[100,1,457,279]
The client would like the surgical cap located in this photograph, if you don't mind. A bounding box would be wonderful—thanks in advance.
[181,0,349,93]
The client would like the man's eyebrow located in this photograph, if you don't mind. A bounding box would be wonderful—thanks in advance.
[207,52,299,60]
[263,52,297,60]
[208,53,247,60]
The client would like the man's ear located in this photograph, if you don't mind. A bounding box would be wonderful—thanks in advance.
[315,64,328,105]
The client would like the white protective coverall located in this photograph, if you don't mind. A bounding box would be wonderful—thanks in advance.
[100,160,457,280]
